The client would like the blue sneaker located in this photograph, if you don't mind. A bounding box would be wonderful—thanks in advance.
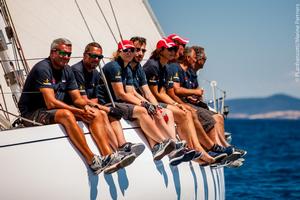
[212,144,235,156]
[182,148,196,162]
[169,147,185,166]
[208,151,227,163]
[193,151,203,160]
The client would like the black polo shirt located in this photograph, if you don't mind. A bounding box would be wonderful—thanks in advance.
[129,63,148,94]
[143,58,173,91]
[167,62,199,89]
[71,61,100,99]
[102,57,133,102]
[18,58,78,115]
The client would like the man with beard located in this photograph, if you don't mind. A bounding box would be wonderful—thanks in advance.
[143,38,227,165]
[129,36,195,166]
[18,38,134,175]
[71,42,146,173]
[167,46,246,164]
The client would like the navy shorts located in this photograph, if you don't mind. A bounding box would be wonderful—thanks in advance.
[22,108,57,126]
[109,102,135,121]
[188,103,216,133]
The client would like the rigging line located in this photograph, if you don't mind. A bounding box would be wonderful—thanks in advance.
[108,0,123,41]
[74,0,116,108]
[0,55,113,62]
[94,0,118,44]
[10,43,24,87]
[0,91,43,94]
[98,59,115,107]
[0,108,43,126]
[0,85,9,120]
[0,104,8,120]
[2,0,30,74]
[74,0,95,41]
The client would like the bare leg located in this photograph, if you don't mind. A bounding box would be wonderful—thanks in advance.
[88,109,113,156]
[207,127,222,147]
[133,106,166,143]
[188,108,215,150]
[164,108,176,138]
[146,137,157,149]
[55,109,94,164]
[213,114,230,147]
[167,105,214,163]
[153,108,176,139]
[109,117,127,148]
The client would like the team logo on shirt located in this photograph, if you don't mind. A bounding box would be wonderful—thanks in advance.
[149,76,157,83]
[174,72,179,78]
[42,79,52,86]
[79,85,85,90]
[168,76,174,84]
[115,71,121,79]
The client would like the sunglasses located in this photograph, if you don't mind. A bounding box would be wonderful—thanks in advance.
[53,49,72,57]
[87,53,104,60]
[167,46,178,52]
[135,48,147,53]
[122,48,136,53]
[197,57,207,62]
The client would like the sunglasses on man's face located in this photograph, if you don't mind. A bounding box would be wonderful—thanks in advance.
[135,48,147,53]
[167,46,178,52]
[87,53,104,60]
[122,48,136,53]
[53,49,72,57]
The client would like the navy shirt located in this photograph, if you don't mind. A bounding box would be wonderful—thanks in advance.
[102,57,133,102]
[167,62,199,89]
[71,61,100,99]
[129,63,147,94]
[143,59,173,91]
[18,58,78,115]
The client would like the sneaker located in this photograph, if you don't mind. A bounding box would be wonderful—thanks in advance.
[119,142,145,157]
[211,144,235,156]
[89,155,111,175]
[169,147,185,166]
[226,158,245,168]
[152,139,176,160]
[175,140,187,149]
[104,152,136,174]
[234,147,247,157]
[182,148,196,162]
[208,151,227,163]
[169,146,196,166]
[193,151,203,160]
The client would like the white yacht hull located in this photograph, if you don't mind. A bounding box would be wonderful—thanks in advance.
[0,120,225,200]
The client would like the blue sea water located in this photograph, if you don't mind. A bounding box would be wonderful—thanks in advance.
[224,119,300,200]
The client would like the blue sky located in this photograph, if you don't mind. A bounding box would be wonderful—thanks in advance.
[149,0,300,99]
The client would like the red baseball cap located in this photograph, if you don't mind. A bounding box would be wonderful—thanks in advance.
[118,40,135,50]
[156,38,176,49]
[168,33,189,45]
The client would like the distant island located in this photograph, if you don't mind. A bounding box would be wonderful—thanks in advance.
[225,94,300,120]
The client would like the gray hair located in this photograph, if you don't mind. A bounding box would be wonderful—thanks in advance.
[50,38,72,50]
[178,47,194,63]
[191,45,205,59]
